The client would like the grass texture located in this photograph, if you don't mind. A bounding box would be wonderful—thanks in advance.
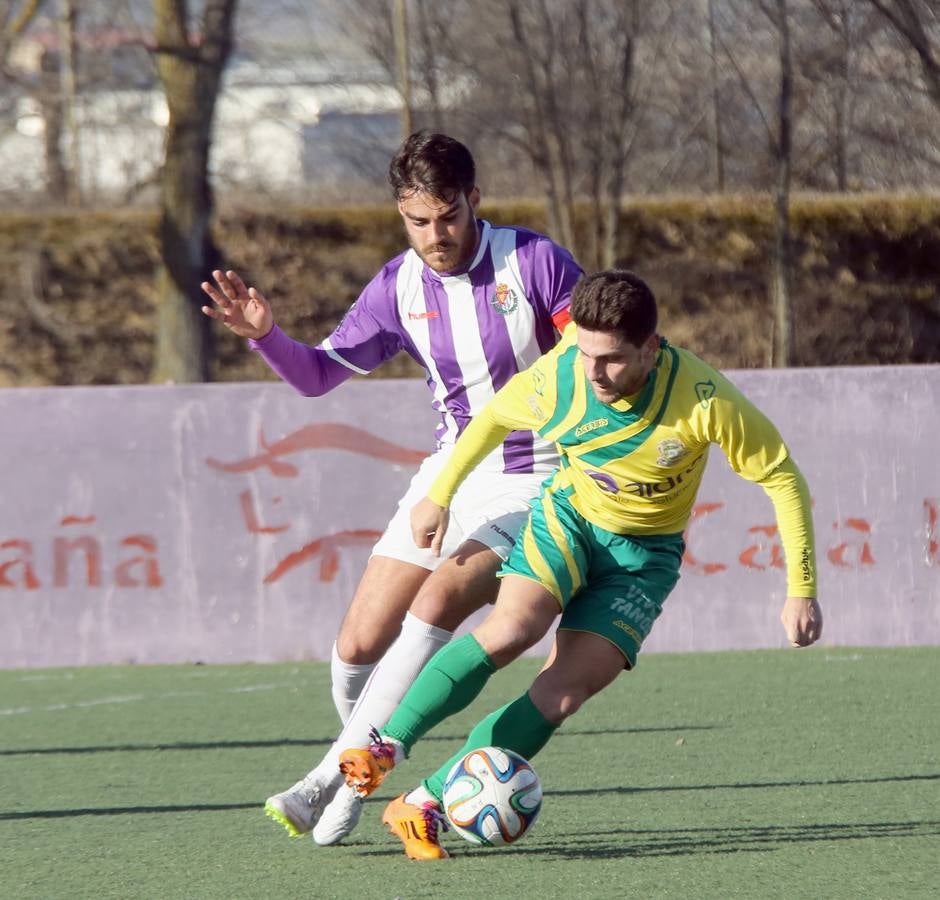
[2,647,937,899]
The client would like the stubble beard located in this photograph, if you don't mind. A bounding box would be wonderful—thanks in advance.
[416,219,479,274]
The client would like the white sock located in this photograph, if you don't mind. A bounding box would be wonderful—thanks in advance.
[312,613,453,784]
[330,641,376,725]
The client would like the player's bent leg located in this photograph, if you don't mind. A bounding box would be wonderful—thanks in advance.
[528,629,627,724]
[418,632,624,809]
[302,546,501,842]
[318,547,500,829]
[342,541,501,748]
[391,569,561,746]
[408,539,501,631]
[471,574,561,668]
[338,576,558,797]
[423,690,559,802]
[334,555,431,666]
[265,557,429,839]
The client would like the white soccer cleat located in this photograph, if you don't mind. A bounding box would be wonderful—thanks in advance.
[264,775,328,838]
[312,783,364,846]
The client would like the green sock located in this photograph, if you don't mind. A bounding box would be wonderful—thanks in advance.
[383,633,496,753]
[423,691,559,802]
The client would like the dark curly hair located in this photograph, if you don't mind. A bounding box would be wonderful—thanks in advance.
[570,270,658,347]
[388,131,476,202]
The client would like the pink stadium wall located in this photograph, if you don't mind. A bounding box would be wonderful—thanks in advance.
[2,366,938,668]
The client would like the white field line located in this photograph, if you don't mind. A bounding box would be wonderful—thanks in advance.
[0,681,306,716]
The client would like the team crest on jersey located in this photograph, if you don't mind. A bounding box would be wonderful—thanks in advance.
[656,437,690,467]
[491,283,519,315]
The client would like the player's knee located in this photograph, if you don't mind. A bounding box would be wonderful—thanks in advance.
[335,621,396,665]
[411,583,464,630]
[474,614,542,667]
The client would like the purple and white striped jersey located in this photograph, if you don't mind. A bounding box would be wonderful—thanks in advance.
[250,220,583,474]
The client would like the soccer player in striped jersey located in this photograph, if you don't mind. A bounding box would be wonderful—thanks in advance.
[338,269,823,860]
[200,132,581,844]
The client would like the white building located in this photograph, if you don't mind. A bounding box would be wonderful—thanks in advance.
[0,62,403,202]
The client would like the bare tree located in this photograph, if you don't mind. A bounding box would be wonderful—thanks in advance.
[151,0,237,383]
[574,0,645,269]
[715,0,794,364]
[1,0,77,202]
[437,0,664,267]
[868,0,940,108]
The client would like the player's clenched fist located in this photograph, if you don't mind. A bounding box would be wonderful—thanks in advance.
[201,269,275,341]
[411,497,450,557]
[780,596,823,647]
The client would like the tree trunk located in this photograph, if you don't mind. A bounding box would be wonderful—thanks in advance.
[151,0,237,384]
[707,0,726,192]
[507,0,577,256]
[58,0,81,207]
[771,0,794,367]
[39,48,68,204]
[393,0,413,139]
[414,0,443,131]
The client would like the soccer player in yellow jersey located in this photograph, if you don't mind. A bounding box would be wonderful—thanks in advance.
[339,269,823,860]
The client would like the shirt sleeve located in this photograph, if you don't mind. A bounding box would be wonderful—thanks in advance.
[522,235,583,324]
[756,457,817,597]
[702,370,816,597]
[704,372,790,483]
[248,267,403,397]
[426,337,568,506]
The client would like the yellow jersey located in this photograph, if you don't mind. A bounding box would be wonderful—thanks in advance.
[429,325,816,597]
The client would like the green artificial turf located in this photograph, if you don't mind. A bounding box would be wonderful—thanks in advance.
[2,647,937,899]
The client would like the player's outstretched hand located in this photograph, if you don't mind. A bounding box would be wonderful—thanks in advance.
[201,269,274,340]
[411,496,450,557]
[780,596,823,647]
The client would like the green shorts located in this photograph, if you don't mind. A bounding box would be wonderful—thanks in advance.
[498,483,684,668]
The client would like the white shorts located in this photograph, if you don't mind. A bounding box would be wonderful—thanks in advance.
[371,445,553,571]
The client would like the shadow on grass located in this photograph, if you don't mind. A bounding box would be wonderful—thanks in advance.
[4,773,936,825]
[0,723,720,757]
[0,802,258,821]
[0,737,335,756]
[358,818,940,860]
[551,771,940,797]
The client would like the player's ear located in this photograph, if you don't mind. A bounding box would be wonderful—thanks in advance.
[467,186,481,213]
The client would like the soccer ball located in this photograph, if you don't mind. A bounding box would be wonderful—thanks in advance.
[442,746,542,847]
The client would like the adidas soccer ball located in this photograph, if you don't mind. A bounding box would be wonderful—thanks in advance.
[442,746,542,847]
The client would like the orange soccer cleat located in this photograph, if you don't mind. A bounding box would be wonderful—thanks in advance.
[381,794,450,860]
[338,727,399,798]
